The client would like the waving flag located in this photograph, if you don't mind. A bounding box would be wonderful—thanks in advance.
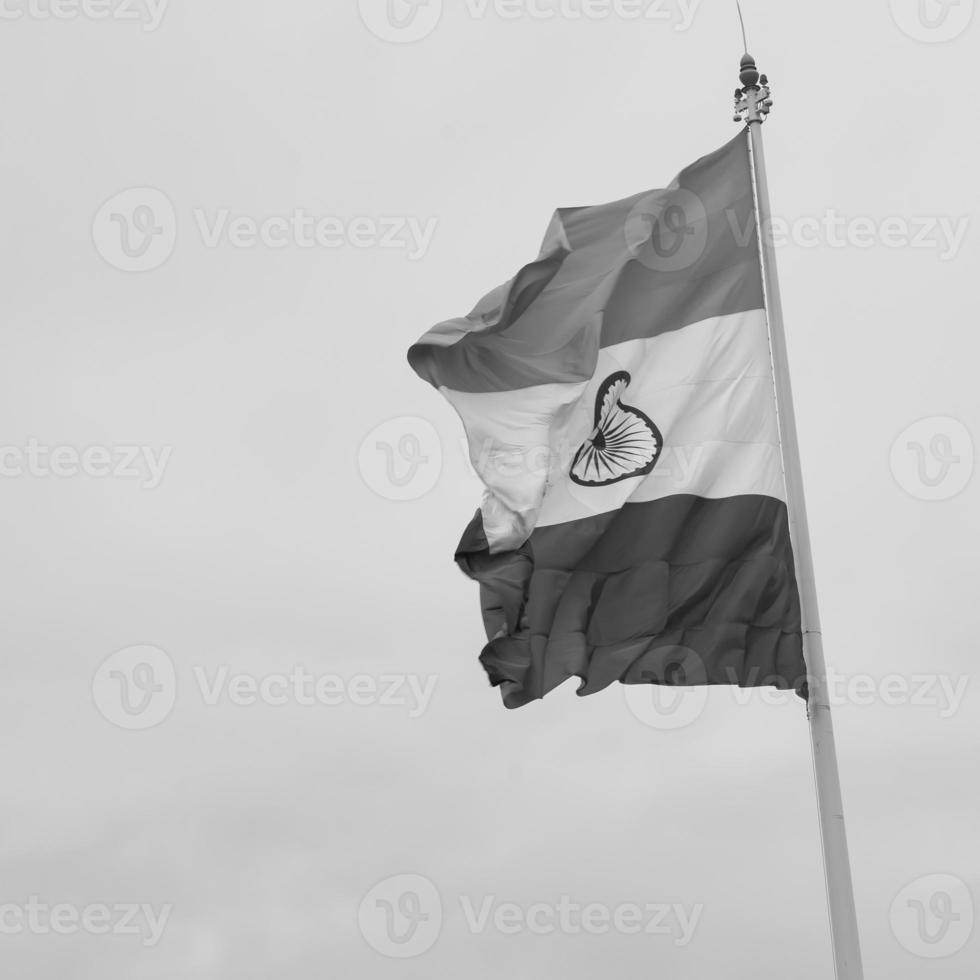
[408,131,807,709]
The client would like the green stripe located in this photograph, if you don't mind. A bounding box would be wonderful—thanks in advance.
[456,494,806,709]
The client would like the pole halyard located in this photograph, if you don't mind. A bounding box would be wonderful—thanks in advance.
[734,54,865,980]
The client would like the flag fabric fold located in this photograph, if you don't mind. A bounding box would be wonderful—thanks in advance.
[409,130,807,709]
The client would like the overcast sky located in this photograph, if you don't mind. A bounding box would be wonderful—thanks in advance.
[1,1,978,977]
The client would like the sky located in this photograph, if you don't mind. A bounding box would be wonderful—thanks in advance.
[0,0,978,977]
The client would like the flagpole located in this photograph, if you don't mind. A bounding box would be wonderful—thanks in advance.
[734,55,865,980]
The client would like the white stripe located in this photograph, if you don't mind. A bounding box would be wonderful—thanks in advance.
[442,380,589,552]
[444,308,785,549]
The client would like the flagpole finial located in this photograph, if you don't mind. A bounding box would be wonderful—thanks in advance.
[733,53,772,125]
[739,53,759,87]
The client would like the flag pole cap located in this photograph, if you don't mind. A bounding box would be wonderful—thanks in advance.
[733,54,772,124]
[739,53,760,88]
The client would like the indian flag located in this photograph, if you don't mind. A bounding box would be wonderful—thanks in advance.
[408,131,807,709]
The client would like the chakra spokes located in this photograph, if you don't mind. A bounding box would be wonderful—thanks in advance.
[570,371,662,487]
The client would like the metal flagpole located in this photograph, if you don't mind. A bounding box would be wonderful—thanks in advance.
[734,54,865,980]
